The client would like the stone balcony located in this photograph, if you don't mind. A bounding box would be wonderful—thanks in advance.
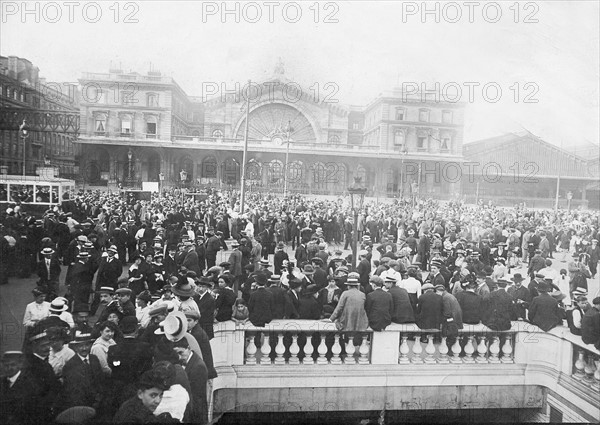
[209,321,599,422]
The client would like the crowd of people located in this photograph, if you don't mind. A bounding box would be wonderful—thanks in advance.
[1,188,600,423]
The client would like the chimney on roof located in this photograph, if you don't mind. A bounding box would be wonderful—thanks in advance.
[8,56,18,78]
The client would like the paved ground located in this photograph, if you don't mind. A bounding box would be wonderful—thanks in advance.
[1,242,598,352]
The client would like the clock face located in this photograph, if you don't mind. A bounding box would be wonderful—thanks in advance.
[272,136,284,145]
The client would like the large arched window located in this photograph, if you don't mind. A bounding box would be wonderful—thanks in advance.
[268,160,284,184]
[246,159,262,181]
[93,112,107,135]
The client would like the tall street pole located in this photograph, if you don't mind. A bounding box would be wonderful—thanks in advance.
[240,80,251,214]
[352,208,358,271]
[283,120,291,198]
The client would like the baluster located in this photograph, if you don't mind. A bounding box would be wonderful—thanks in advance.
[344,336,357,364]
[316,334,329,365]
[274,333,286,365]
[584,355,595,386]
[330,334,342,365]
[245,334,257,365]
[475,336,488,363]
[411,335,424,364]
[488,336,500,364]
[288,334,300,365]
[463,336,475,363]
[398,336,410,364]
[438,336,450,364]
[573,349,586,379]
[260,334,271,365]
[358,334,370,365]
[424,334,436,364]
[303,334,314,365]
[500,335,514,364]
[593,359,600,392]
[449,337,462,364]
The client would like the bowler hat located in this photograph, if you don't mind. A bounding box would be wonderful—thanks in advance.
[172,282,195,297]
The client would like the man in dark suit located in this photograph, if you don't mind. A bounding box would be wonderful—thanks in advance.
[298,284,322,320]
[311,257,328,290]
[507,273,531,320]
[284,278,303,319]
[416,283,443,330]
[273,242,289,275]
[67,251,94,312]
[385,276,415,324]
[107,316,153,411]
[248,273,274,326]
[163,246,178,277]
[365,276,393,331]
[205,229,221,270]
[182,241,201,276]
[484,279,514,331]
[173,337,208,424]
[0,351,44,423]
[90,246,122,315]
[266,275,287,319]
[528,281,564,331]
[456,280,483,324]
[581,296,600,349]
[25,326,61,421]
[60,331,104,411]
[194,278,215,339]
[429,260,448,292]
[37,247,62,300]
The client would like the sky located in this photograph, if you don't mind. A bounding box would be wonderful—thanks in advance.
[1,0,599,150]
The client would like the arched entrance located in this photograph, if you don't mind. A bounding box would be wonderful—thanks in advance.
[235,103,317,144]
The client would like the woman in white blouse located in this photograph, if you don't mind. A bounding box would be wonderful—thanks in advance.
[90,320,117,376]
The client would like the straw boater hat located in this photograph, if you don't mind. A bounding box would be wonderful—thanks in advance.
[49,298,69,313]
[346,277,360,286]
[41,247,55,255]
[154,311,188,342]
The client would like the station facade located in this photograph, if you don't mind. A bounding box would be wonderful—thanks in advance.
[76,68,465,198]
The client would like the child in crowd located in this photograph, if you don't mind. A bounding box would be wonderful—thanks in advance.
[231,298,249,324]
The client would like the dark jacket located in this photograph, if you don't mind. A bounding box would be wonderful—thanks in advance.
[365,288,393,331]
[214,287,237,322]
[581,307,600,349]
[284,289,301,319]
[184,351,209,424]
[389,286,415,323]
[0,368,45,423]
[416,291,443,330]
[194,292,215,339]
[484,288,513,331]
[61,354,104,410]
[298,295,322,320]
[248,287,274,327]
[456,290,483,325]
[37,257,61,284]
[95,256,123,290]
[528,293,564,332]
[266,285,288,319]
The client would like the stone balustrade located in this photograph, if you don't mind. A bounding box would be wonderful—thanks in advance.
[210,321,599,420]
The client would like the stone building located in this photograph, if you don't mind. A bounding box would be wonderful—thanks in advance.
[76,66,466,198]
[0,55,79,177]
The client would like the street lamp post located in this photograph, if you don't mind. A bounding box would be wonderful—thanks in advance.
[127,148,133,181]
[283,120,294,198]
[19,120,29,177]
[180,169,188,204]
[399,149,408,199]
[348,176,367,271]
